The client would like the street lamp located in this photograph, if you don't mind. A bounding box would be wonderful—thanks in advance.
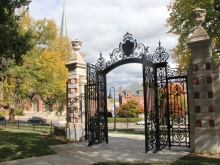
[108,87,116,132]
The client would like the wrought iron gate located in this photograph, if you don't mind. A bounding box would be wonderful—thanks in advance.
[143,43,189,152]
[85,32,189,152]
[86,63,108,146]
[166,72,189,148]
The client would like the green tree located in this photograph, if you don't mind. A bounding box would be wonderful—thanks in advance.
[0,0,32,64]
[2,12,71,112]
[118,99,139,118]
[166,0,220,71]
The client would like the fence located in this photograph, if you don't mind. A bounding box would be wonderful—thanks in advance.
[0,119,54,134]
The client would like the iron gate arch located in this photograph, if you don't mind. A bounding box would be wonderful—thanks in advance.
[85,32,189,152]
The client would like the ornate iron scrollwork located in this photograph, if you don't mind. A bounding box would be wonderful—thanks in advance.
[152,41,169,63]
[88,112,106,146]
[95,32,149,71]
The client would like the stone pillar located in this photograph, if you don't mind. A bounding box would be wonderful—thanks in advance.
[65,39,87,141]
[187,8,220,152]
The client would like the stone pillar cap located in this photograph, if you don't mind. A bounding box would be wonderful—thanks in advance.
[190,8,209,42]
[71,39,82,52]
[190,8,206,28]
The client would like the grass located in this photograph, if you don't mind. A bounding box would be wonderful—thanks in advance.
[0,122,53,133]
[0,128,68,162]
[171,154,220,165]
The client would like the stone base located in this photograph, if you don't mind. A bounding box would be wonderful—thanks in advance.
[66,123,84,141]
[192,135,220,152]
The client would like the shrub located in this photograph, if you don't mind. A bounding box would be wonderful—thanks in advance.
[0,110,6,116]
[108,117,144,123]
[14,109,24,116]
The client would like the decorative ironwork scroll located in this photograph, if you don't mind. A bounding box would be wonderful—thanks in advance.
[95,32,149,72]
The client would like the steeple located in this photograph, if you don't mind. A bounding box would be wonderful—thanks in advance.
[60,3,67,37]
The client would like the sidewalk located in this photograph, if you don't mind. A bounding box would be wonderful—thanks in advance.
[0,133,190,165]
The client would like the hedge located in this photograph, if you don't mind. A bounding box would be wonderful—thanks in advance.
[107,117,143,123]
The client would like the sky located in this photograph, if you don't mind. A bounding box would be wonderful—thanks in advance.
[28,0,178,98]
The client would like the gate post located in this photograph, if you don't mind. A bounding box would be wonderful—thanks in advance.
[187,8,220,152]
[65,39,87,141]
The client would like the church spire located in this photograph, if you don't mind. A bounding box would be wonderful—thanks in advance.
[60,3,67,37]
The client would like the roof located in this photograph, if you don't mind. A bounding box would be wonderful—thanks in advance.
[121,82,143,96]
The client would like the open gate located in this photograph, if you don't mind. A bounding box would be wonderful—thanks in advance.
[86,63,108,146]
[143,45,189,152]
[85,32,189,152]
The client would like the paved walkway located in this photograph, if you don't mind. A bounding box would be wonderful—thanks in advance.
[0,133,190,165]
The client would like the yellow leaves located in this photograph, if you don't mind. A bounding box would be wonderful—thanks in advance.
[166,0,216,71]
[31,49,68,93]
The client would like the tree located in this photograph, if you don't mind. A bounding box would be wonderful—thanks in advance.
[166,0,220,71]
[19,49,68,111]
[118,99,139,118]
[0,0,32,64]
[137,104,144,114]
[2,12,71,112]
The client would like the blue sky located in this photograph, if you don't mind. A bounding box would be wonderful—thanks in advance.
[28,0,178,98]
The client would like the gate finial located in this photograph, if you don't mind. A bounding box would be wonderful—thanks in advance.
[190,8,206,28]
[189,8,210,42]
[71,39,82,52]
[158,40,161,47]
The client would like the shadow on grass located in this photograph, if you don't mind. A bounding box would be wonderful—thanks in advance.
[0,129,67,162]
[171,154,220,165]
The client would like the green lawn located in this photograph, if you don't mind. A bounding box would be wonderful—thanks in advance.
[0,128,68,162]
[1,123,52,133]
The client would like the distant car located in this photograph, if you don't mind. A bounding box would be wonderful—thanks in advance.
[136,120,145,125]
[28,116,47,123]
[0,116,5,121]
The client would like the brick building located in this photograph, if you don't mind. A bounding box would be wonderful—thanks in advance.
[118,82,154,118]
[118,82,145,118]
[118,82,144,106]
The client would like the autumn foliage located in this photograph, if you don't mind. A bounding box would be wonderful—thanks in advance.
[118,99,141,118]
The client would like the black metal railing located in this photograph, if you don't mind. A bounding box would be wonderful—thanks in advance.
[0,119,55,134]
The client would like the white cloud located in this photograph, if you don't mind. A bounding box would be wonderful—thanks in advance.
[28,0,178,98]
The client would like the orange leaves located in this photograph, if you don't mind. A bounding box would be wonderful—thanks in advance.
[118,99,140,117]
[137,104,144,113]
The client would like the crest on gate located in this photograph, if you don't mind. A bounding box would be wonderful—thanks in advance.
[121,32,137,57]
